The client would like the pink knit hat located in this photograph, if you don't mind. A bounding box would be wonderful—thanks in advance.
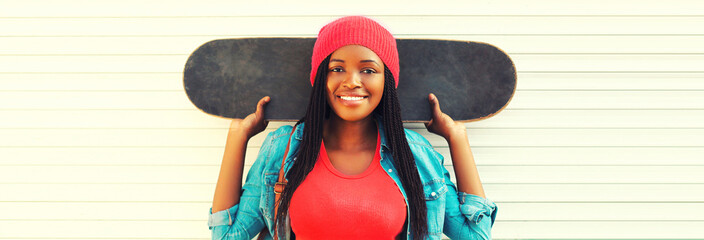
[310,16,399,88]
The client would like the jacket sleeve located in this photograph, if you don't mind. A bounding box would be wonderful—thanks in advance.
[208,130,277,240]
[435,149,498,240]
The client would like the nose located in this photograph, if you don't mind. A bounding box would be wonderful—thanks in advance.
[341,72,362,89]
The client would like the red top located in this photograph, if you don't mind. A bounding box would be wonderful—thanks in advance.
[289,130,407,240]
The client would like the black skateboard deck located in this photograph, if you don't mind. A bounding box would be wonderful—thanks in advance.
[184,38,516,122]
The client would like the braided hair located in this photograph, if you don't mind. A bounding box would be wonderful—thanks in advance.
[275,55,428,239]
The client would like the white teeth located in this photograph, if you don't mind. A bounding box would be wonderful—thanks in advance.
[340,96,364,101]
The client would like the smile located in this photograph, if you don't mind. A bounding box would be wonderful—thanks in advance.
[339,96,366,101]
[336,95,368,106]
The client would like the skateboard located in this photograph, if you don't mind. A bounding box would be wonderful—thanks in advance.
[183,38,516,122]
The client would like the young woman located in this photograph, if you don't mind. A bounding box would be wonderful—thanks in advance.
[208,16,497,240]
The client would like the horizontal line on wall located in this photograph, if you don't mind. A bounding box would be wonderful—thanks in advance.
[0,146,221,148]
[0,72,182,74]
[0,164,223,167]
[497,201,704,203]
[491,239,703,240]
[517,89,704,91]
[489,239,704,240]
[511,53,704,55]
[0,219,201,222]
[0,72,177,74]
[496,220,704,222]
[0,109,207,111]
[523,71,704,73]
[0,54,185,56]
[0,238,205,240]
[0,182,212,185]
[0,200,210,203]
[0,182,215,184]
[499,239,704,240]
[0,90,182,92]
[511,108,704,110]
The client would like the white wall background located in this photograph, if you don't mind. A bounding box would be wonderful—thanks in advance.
[1,0,703,239]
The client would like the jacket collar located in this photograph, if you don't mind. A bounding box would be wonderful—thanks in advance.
[291,113,391,152]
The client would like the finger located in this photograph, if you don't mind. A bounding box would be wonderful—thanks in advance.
[429,93,442,118]
[255,96,270,117]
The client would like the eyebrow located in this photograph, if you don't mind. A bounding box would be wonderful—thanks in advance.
[330,59,381,67]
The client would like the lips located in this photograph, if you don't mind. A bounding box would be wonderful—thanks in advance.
[336,94,368,106]
[339,96,366,101]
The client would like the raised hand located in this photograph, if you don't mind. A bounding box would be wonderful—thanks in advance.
[424,93,467,141]
[229,96,271,139]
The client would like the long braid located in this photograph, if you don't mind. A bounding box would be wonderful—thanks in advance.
[381,66,428,239]
[274,56,330,237]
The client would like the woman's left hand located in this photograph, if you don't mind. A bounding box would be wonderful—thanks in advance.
[424,93,467,141]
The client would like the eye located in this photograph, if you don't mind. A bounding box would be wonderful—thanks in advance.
[362,68,377,74]
[329,67,343,72]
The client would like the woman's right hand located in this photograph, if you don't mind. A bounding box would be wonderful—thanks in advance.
[213,96,269,213]
[229,96,270,139]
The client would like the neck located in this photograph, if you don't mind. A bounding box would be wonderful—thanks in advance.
[323,114,377,151]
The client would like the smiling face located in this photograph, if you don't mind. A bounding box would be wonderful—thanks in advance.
[325,45,385,122]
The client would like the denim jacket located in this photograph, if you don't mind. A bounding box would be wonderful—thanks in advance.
[208,115,498,240]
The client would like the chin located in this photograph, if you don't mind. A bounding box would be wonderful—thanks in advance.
[333,111,374,122]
